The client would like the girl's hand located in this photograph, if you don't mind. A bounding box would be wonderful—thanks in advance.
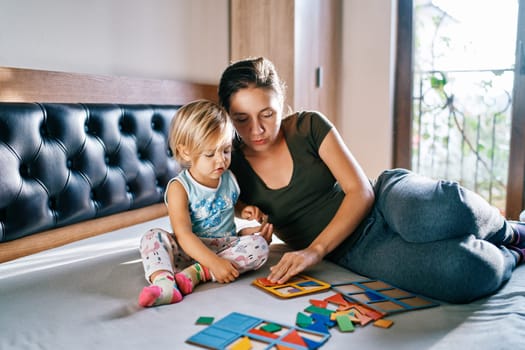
[267,247,323,284]
[209,257,240,283]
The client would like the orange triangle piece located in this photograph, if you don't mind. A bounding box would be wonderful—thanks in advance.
[324,293,348,306]
[282,329,307,347]
[309,299,328,308]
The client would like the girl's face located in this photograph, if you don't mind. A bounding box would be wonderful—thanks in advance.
[186,136,232,188]
[228,87,283,154]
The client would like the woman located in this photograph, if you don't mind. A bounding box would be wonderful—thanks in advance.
[218,57,525,303]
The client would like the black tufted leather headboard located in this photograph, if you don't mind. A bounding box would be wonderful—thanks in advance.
[0,103,181,242]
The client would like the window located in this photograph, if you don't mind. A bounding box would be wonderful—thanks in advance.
[394,0,525,218]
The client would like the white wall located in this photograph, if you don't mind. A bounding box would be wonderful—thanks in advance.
[0,0,395,178]
[0,0,229,84]
[340,0,396,179]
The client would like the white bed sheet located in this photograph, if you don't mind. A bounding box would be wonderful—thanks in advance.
[1,216,524,350]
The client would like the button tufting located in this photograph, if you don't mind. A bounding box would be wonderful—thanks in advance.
[48,197,57,210]
[19,163,31,177]
[40,123,49,138]
[0,103,181,243]
[119,116,133,134]
[151,115,163,131]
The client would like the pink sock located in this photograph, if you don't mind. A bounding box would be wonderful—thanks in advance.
[175,263,212,295]
[138,272,182,307]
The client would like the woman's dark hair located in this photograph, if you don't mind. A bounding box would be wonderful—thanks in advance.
[218,57,286,112]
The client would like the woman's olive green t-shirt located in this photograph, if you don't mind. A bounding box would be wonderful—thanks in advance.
[230,111,357,260]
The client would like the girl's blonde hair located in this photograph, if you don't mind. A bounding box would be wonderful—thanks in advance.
[169,100,233,167]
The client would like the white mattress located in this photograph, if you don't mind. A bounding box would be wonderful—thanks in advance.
[1,216,524,349]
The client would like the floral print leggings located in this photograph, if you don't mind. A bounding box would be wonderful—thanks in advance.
[140,228,269,282]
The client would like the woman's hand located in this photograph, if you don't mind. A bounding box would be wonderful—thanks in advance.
[209,257,240,283]
[237,205,273,243]
[267,247,323,284]
[240,205,266,223]
[238,221,274,244]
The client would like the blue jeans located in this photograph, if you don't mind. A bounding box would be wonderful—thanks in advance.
[335,168,517,303]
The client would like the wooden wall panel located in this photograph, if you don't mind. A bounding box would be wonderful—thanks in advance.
[0,67,217,104]
[230,0,341,123]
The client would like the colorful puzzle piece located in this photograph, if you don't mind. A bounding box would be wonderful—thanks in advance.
[309,299,328,308]
[229,336,251,350]
[354,311,374,326]
[252,274,331,298]
[195,316,215,325]
[256,277,279,287]
[249,328,279,339]
[307,313,334,334]
[374,318,394,328]
[325,293,349,306]
[276,345,296,350]
[353,303,385,321]
[296,312,313,328]
[261,323,282,333]
[335,314,355,332]
[323,293,385,322]
[186,312,330,349]
[304,305,334,318]
[302,336,326,349]
[282,329,308,347]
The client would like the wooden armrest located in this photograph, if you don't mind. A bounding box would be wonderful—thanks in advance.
[0,203,167,263]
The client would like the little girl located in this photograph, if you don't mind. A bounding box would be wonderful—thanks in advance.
[138,100,272,307]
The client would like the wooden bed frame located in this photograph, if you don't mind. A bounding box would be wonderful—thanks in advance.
[0,66,217,263]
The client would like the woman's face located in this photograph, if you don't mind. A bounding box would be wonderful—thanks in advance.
[228,87,283,153]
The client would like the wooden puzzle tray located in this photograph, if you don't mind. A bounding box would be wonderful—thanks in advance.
[331,279,439,315]
[252,274,332,298]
